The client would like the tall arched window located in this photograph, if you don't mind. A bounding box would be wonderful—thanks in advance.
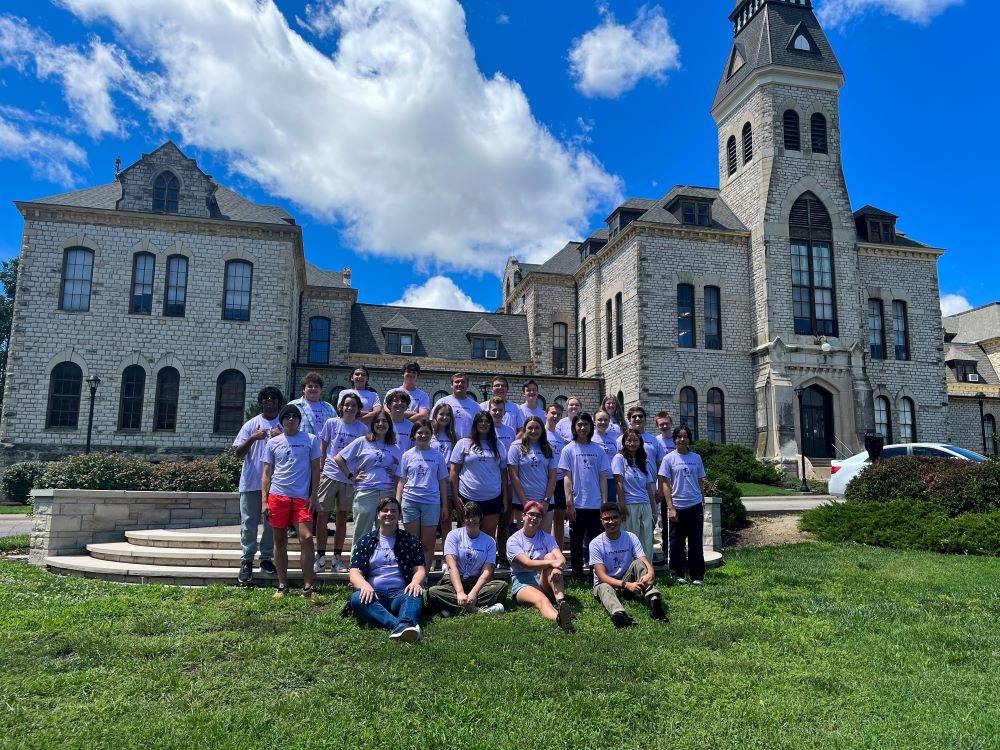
[214,369,246,434]
[707,388,725,443]
[129,252,155,314]
[868,299,886,360]
[46,362,83,428]
[431,390,450,407]
[985,414,997,455]
[554,395,568,410]
[810,113,828,154]
[679,387,698,440]
[892,300,910,361]
[152,171,180,213]
[677,283,695,348]
[117,364,146,430]
[704,286,721,350]
[153,367,180,431]
[614,292,623,355]
[742,122,753,164]
[783,109,801,151]
[898,397,915,443]
[60,247,94,311]
[164,255,188,317]
[790,192,837,336]
[875,396,892,442]
[552,322,568,375]
[223,260,253,321]
[726,136,738,176]
[605,299,613,360]
[308,316,330,364]
[580,318,588,372]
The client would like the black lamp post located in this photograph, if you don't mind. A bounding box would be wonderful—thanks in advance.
[84,374,101,454]
[480,380,491,402]
[976,391,987,455]
[793,386,810,494]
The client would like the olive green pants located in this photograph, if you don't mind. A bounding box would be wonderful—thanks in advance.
[427,576,509,613]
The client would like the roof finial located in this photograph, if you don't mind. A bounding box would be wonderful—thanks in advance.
[114,155,122,176]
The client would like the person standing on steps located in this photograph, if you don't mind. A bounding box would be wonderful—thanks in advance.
[555,396,583,443]
[601,395,624,442]
[518,380,546,426]
[337,366,381,425]
[385,390,414,454]
[559,412,611,582]
[335,412,401,539]
[450,411,509,539]
[287,372,336,437]
[653,411,677,559]
[233,386,284,585]
[479,376,524,433]
[428,501,508,616]
[658,425,708,585]
[430,402,459,534]
[262,404,322,599]
[507,415,558,531]
[593,411,618,502]
[434,372,483,440]
[613,428,658,560]
[397,419,449,574]
[384,361,430,423]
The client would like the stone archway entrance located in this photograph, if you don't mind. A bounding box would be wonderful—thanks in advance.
[801,385,834,458]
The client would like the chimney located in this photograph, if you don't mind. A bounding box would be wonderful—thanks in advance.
[342,267,352,287]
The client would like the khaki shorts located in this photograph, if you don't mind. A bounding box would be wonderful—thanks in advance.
[317,475,354,514]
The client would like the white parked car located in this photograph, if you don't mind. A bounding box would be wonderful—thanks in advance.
[828,442,988,497]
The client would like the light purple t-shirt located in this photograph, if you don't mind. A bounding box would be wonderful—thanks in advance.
[616,430,663,466]
[263,431,321,499]
[397,446,448,505]
[555,416,576,443]
[593,431,618,464]
[558,440,612,510]
[507,440,558,504]
[392,419,413,455]
[338,436,401,492]
[385,386,430,415]
[493,424,517,457]
[588,530,645,587]
[506,528,559,574]
[547,428,567,479]
[370,533,405,591]
[234,414,282,493]
[287,396,336,437]
[435,395,482,440]
[450,437,507,501]
[443,527,497,579]
[519,403,546,423]
[481,400,525,431]
[431,434,454,466]
[338,388,381,413]
[655,434,676,460]
[611,453,656,505]
[319,417,368,481]
[658,450,707,509]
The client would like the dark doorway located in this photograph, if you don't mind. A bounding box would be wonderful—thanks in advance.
[801,385,834,458]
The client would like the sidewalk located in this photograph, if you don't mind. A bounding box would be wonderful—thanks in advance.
[743,495,839,516]
[0,516,32,538]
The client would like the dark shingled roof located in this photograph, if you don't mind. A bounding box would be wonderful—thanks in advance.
[943,302,1000,344]
[536,241,584,276]
[944,342,999,385]
[637,186,749,232]
[305,263,348,288]
[349,303,530,361]
[854,205,898,220]
[714,0,844,111]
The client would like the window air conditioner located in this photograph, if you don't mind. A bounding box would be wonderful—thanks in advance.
[400,344,414,354]
[485,349,498,359]
[967,372,980,382]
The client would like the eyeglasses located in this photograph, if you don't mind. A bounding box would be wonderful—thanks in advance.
[600,516,620,522]
[524,512,543,519]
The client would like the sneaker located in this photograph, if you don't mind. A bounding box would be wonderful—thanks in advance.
[692,579,704,586]
[389,623,421,643]
[649,595,668,621]
[611,610,634,629]
[675,577,688,585]
[556,600,575,633]
[259,559,276,575]
[302,586,317,601]
[237,561,252,584]
[273,584,288,599]
[478,603,505,614]
[439,609,452,618]
[287,527,297,539]
[332,559,348,574]
[313,554,327,574]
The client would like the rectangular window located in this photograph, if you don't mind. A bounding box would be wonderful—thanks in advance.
[791,241,837,336]
[223,261,253,321]
[868,298,885,360]
[164,255,188,317]
[614,292,623,355]
[868,221,882,243]
[682,202,696,225]
[129,253,155,315]
[387,331,414,354]
[704,286,721,350]
[697,203,710,226]
[552,323,567,375]
[472,337,498,359]
[580,318,588,372]
[677,284,695,348]
[680,201,711,227]
[955,362,979,382]
[605,299,613,360]
[308,317,330,364]
[893,300,910,360]
[60,247,94,311]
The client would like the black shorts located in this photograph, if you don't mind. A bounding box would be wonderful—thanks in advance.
[553,480,567,510]
[461,494,504,517]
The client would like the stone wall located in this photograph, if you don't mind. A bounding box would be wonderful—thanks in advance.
[947,397,1000,454]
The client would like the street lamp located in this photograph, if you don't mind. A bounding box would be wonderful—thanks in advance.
[480,380,491,402]
[793,386,810,494]
[976,391,987,455]
[84,374,101,454]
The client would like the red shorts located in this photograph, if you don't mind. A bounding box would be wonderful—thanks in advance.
[267,494,312,529]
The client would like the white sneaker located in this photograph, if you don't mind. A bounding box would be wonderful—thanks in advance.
[332,559,348,574]
[478,603,505,614]
[692,579,704,586]
[440,609,452,618]
[313,554,327,574]
[675,577,688,585]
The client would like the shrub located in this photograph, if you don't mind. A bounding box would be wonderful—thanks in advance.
[35,453,154,491]
[150,459,233,492]
[693,440,783,486]
[706,471,746,530]
[215,450,243,489]
[1,461,47,504]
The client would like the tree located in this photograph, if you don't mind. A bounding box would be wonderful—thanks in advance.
[0,258,19,409]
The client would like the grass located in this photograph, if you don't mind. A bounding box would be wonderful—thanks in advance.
[2,544,999,749]
[738,482,799,497]
[0,535,28,553]
[0,504,31,514]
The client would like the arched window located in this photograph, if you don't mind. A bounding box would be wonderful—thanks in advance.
[810,113,828,154]
[677,283,695,348]
[614,292,623,355]
[605,299,613,360]
[554,395,568,410]
[117,364,146,430]
[707,388,725,443]
[892,300,910,361]
[46,361,83,428]
[704,286,722,350]
[129,252,155,315]
[898,397,915,443]
[223,260,253,321]
[616,391,625,417]
[742,122,753,164]
[164,255,188,317]
[308,317,330,364]
[580,318,588,372]
[868,299,886,360]
[790,192,837,336]
[552,322,568,375]
[153,367,180,431]
[985,414,997,455]
[726,136,738,176]
[679,387,698,440]
[60,246,94,311]
[214,369,246,434]
[152,171,179,213]
[431,390,450,408]
[783,109,800,151]
[875,396,892,442]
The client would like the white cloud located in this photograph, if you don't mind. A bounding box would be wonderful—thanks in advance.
[390,275,486,311]
[568,4,680,99]
[817,0,963,27]
[496,14,510,25]
[940,293,972,317]
[0,111,87,185]
[49,0,621,272]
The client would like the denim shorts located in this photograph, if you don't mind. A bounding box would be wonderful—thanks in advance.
[402,498,441,526]
[511,571,542,596]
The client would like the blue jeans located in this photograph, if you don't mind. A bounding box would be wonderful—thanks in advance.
[350,587,423,631]
[240,490,273,564]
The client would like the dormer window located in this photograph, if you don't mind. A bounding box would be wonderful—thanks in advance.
[680,200,711,227]
[868,220,895,244]
[955,362,980,383]
[472,337,498,359]
[386,330,415,355]
[152,171,179,213]
[793,35,811,51]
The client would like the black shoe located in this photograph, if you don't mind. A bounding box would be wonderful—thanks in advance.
[649,595,668,622]
[287,527,297,539]
[611,610,634,629]
[556,600,575,633]
[259,559,276,575]
[238,562,252,584]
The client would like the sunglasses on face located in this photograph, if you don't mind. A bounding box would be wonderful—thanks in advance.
[524,512,543,519]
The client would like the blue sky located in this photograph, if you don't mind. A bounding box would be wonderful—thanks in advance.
[0,0,989,315]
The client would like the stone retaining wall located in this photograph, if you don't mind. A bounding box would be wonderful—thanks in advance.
[703,496,722,552]
[29,488,239,565]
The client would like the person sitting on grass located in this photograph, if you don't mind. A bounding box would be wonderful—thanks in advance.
[658,425,708,585]
[505,501,574,632]
[262,404,322,600]
[427,502,508,616]
[348,497,426,643]
[589,502,666,628]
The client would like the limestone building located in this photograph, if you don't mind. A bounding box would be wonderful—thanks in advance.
[1,0,994,467]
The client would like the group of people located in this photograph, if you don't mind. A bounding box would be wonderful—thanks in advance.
[233,363,708,643]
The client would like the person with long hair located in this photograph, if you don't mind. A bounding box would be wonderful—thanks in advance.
[450,410,509,538]
[385,390,414,454]
[593,410,618,502]
[555,396,583,442]
[614,428,658,559]
[601,395,624,441]
[428,501,508,616]
[559,411,611,581]
[544,402,568,549]
[335,411,401,538]
[337,366,381,424]
[430,402,459,531]
[506,500,574,632]
[658,425,707,585]
[507,415,558,531]
[396,419,448,571]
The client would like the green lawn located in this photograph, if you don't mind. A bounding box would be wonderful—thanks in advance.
[0,535,28,553]
[2,544,999,749]
[737,482,799,496]
[0,504,31,514]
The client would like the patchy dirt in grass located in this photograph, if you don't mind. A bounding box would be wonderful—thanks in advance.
[725,515,815,550]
